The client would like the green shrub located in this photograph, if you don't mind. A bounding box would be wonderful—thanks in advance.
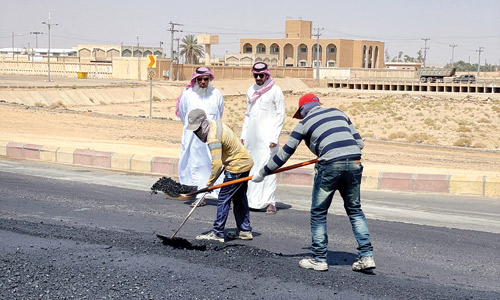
[453,138,472,147]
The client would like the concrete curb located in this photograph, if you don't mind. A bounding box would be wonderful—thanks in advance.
[1,141,499,198]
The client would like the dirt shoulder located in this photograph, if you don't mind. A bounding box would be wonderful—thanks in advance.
[1,75,499,177]
[1,102,498,177]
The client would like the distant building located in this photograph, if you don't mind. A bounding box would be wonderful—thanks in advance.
[226,19,384,68]
[75,44,164,62]
[0,47,76,61]
[385,62,422,70]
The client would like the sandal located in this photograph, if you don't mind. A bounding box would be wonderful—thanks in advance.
[191,198,206,207]
[266,204,277,214]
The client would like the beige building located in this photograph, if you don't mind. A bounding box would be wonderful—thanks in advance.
[385,62,422,70]
[75,44,164,62]
[236,20,385,68]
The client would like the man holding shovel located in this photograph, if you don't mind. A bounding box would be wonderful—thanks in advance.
[186,109,254,242]
[252,93,375,272]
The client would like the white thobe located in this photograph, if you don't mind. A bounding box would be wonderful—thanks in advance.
[178,86,224,193]
[241,84,285,209]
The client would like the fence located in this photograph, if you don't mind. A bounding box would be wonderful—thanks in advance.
[178,65,314,80]
[0,60,113,79]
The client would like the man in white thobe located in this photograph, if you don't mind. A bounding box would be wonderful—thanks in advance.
[240,62,285,213]
[176,67,224,204]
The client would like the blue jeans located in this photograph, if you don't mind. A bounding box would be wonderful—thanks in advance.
[212,171,252,237]
[310,159,373,262]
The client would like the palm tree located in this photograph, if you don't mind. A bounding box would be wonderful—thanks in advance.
[179,35,204,65]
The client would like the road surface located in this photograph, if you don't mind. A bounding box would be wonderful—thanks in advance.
[1,158,499,299]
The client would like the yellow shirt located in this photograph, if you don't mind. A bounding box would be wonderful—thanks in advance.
[206,120,254,186]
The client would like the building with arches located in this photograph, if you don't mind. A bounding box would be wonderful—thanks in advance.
[234,19,384,68]
[75,45,164,62]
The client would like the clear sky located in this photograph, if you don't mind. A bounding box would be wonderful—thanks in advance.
[1,0,499,66]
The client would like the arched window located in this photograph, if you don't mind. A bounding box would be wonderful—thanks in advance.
[243,43,253,54]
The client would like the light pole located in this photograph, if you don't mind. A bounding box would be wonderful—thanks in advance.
[12,32,23,59]
[42,13,58,82]
[30,31,43,48]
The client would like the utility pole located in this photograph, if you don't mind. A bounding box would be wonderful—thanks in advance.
[12,32,14,59]
[159,41,163,56]
[476,46,484,77]
[136,35,140,80]
[449,44,457,65]
[174,38,180,81]
[168,21,182,81]
[313,27,323,84]
[11,32,23,59]
[42,13,58,82]
[30,31,43,48]
[421,38,430,68]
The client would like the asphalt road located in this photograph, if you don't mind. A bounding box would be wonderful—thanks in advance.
[1,158,499,299]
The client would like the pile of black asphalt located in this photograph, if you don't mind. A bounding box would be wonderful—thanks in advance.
[2,218,496,300]
[150,176,197,197]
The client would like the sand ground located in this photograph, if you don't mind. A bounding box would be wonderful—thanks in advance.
[0,75,499,177]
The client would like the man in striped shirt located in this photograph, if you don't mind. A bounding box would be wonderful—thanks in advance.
[252,94,375,272]
[186,109,254,242]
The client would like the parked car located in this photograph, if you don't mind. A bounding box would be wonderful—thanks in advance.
[453,74,476,83]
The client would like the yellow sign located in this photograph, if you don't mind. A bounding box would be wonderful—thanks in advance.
[147,55,157,68]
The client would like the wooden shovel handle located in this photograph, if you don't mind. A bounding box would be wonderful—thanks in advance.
[185,159,318,196]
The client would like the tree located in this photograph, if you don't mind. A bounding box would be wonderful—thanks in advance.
[390,50,424,63]
[179,34,204,65]
[444,60,499,72]
[385,49,391,62]
[403,55,414,62]
[391,51,403,62]
[416,49,424,63]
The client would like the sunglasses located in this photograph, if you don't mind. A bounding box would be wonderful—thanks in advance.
[197,77,210,82]
[253,73,266,79]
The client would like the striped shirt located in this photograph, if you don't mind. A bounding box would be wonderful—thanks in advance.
[206,120,254,186]
[261,106,364,176]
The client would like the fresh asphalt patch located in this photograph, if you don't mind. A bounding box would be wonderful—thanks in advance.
[1,218,498,300]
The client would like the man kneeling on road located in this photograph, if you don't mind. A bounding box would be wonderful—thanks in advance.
[252,93,375,272]
[186,109,254,242]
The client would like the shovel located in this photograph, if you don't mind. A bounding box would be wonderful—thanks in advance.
[178,158,318,199]
[157,167,225,249]
[157,159,317,249]
[156,192,209,249]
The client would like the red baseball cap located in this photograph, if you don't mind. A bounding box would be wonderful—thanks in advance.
[292,93,321,119]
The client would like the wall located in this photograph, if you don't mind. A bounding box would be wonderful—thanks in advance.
[0,59,112,78]
[181,65,313,80]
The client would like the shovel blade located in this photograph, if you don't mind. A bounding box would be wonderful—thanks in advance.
[164,194,192,201]
[156,234,206,250]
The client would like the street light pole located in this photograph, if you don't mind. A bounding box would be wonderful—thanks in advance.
[11,32,23,59]
[30,31,43,48]
[42,13,58,82]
